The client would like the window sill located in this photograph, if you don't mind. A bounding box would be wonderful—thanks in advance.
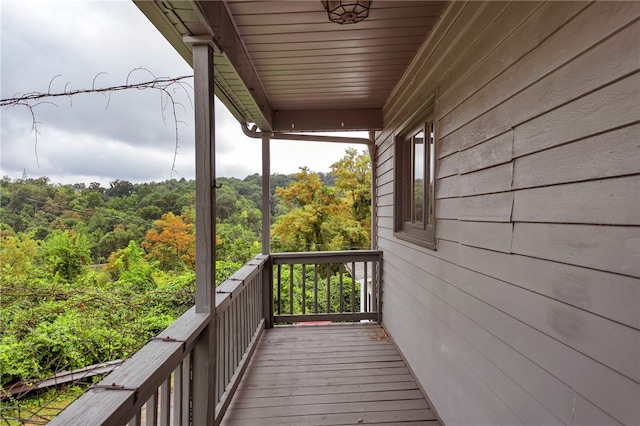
[394,231,437,251]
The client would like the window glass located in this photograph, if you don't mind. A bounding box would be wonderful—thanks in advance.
[394,112,437,250]
[412,130,424,226]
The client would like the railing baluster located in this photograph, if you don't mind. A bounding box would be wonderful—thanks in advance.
[235,295,240,374]
[232,291,237,387]
[277,264,282,315]
[229,301,234,390]
[351,261,356,313]
[240,289,246,362]
[326,263,331,313]
[364,261,369,313]
[246,281,250,338]
[145,390,158,426]
[289,264,294,315]
[339,263,344,313]
[227,301,232,387]
[255,274,260,327]
[301,264,306,315]
[245,284,250,347]
[181,354,190,426]
[245,283,250,346]
[250,277,254,328]
[372,261,378,321]
[128,410,141,426]
[160,378,170,426]
[173,364,183,426]
[217,311,223,403]
[313,264,319,313]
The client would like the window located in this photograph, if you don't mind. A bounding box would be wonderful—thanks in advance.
[394,114,437,249]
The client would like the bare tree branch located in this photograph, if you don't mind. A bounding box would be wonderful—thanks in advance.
[0,74,193,106]
[1,70,194,176]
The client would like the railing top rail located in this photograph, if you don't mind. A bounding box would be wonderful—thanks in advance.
[216,254,269,305]
[156,307,211,348]
[51,254,270,426]
[270,250,382,265]
[50,307,211,426]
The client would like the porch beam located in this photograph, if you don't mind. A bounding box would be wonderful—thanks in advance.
[191,1,273,131]
[272,108,383,132]
[190,38,217,426]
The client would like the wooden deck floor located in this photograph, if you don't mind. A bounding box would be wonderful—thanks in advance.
[221,323,441,425]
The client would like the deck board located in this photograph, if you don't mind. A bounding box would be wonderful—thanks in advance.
[221,323,441,425]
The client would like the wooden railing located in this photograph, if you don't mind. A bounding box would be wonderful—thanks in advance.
[270,250,383,324]
[50,254,268,426]
[49,251,381,424]
[213,254,268,423]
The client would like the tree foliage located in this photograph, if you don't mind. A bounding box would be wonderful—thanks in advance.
[272,149,371,252]
[142,211,195,271]
[40,230,91,282]
[276,264,360,315]
[0,176,261,392]
[0,148,373,412]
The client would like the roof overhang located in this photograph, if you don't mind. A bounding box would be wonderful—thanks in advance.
[134,1,446,133]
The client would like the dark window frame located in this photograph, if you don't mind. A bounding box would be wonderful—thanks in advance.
[394,107,437,250]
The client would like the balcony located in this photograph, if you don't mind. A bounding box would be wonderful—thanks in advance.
[51,251,441,425]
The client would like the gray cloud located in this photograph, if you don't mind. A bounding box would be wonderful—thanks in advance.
[1,0,362,187]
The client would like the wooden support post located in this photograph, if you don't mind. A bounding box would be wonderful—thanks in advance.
[261,134,271,254]
[261,134,273,328]
[263,259,273,328]
[367,135,377,250]
[189,38,217,426]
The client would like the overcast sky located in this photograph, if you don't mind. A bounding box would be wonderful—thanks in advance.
[0,0,364,187]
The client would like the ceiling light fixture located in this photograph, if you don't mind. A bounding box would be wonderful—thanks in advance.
[321,1,372,24]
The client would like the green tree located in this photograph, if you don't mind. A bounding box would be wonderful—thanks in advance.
[39,230,91,282]
[142,212,195,271]
[271,152,371,252]
[331,148,371,223]
[216,222,260,264]
[107,241,156,291]
[105,179,135,198]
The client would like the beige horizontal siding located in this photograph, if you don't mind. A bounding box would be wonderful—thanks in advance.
[376,1,640,425]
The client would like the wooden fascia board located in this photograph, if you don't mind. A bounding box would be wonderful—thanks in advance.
[272,109,383,132]
[192,1,273,131]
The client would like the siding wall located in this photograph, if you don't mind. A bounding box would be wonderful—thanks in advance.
[375,2,640,425]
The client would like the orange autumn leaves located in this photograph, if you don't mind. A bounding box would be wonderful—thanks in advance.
[142,211,195,271]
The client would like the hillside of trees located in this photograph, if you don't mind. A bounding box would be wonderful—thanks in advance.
[0,148,371,418]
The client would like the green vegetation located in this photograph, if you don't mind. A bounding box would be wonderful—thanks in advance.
[275,264,360,315]
[272,148,371,252]
[0,148,371,421]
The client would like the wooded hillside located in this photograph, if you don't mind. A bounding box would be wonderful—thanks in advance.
[0,148,371,415]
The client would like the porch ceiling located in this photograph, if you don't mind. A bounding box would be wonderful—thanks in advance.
[134,0,446,133]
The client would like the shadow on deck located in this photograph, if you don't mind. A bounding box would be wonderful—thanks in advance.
[222,323,440,425]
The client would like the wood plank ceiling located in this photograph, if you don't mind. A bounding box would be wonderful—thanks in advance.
[135,1,446,132]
